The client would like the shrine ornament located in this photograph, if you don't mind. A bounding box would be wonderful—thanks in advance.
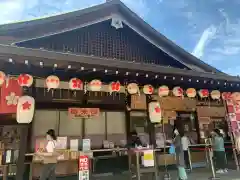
[127,83,139,95]
[143,84,154,95]
[211,90,221,100]
[88,79,102,91]
[45,75,60,91]
[172,86,184,97]
[109,81,121,94]
[148,101,162,123]
[69,78,83,90]
[158,85,169,97]
[198,89,209,98]
[16,95,35,124]
[0,71,5,86]
[186,88,196,98]
[17,74,33,87]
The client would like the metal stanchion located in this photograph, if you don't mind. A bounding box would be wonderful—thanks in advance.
[206,138,220,180]
[187,149,192,171]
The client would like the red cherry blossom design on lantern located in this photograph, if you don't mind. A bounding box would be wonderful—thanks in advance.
[148,86,154,94]
[22,101,31,110]
[155,106,161,113]
[201,89,209,97]
[178,88,183,96]
[111,82,121,92]
[69,78,82,90]
[17,74,33,87]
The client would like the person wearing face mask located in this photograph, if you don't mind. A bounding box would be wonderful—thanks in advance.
[173,126,188,180]
[212,129,227,174]
[36,129,58,180]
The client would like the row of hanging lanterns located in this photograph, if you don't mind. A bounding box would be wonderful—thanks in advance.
[0,72,236,100]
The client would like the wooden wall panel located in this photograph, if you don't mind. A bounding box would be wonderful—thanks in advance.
[158,97,196,111]
[197,106,226,117]
[59,111,82,136]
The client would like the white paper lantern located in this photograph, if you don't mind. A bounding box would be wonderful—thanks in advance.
[186,88,196,98]
[17,74,33,87]
[172,86,183,97]
[158,85,169,97]
[211,90,221,100]
[0,71,5,86]
[16,96,35,124]
[109,81,121,94]
[69,78,83,90]
[46,75,60,91]
[148,102,162,123]
[88,79,102,91]
[198,89,209,98]
[143,84,154,95]
[127,83,139,95]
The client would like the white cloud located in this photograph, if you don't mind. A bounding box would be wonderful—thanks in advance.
[192,25,217,58]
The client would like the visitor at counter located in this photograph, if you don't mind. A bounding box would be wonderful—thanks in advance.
[182,134,190,170]
[212,129,228,174]
[36,129,59,180]
[127,130,143,148]
[172,126,188,180]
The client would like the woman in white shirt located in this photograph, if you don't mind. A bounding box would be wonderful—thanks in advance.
[181,135,190,170]
[37,129,58,180]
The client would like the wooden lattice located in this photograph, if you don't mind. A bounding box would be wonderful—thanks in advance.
[16,20,188,69]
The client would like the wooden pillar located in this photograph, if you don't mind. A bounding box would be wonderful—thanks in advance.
[16,125,29,180]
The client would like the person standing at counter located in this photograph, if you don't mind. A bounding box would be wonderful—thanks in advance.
[173,126,188,180]
[182,134,190,170]
[36,129,58,180]
[127,131,143,148]
[212,129,228,174]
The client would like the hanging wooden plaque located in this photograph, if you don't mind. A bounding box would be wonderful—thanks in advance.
[131,94,147,110]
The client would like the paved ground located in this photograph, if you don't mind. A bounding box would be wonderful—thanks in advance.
[91,168,240,180]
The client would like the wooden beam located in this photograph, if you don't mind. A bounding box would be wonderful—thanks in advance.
[16,125,29,180]
[0,45,239,82]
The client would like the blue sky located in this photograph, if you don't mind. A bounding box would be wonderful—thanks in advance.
[0,0,240,75]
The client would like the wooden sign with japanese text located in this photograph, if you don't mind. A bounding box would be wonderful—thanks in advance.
[68,108,100,119]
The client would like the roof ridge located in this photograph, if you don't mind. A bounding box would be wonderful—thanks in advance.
[0,0,121,30]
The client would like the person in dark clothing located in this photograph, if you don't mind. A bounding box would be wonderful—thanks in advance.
[127,131,143,148]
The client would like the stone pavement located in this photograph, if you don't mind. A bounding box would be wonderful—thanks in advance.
[91,168,240,180]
